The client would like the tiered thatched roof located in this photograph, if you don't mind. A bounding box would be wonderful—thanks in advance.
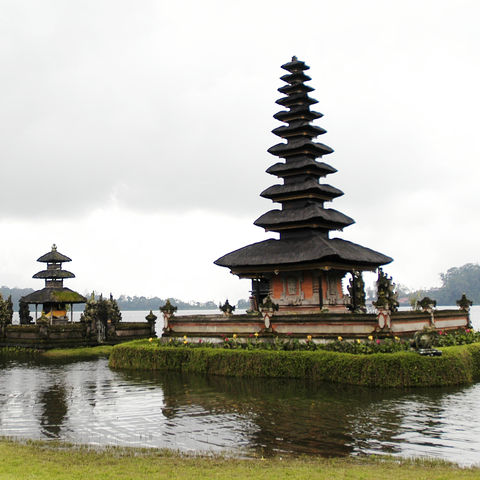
[215,57,392,276]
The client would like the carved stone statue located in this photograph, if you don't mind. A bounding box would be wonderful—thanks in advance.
[347,271,367,313]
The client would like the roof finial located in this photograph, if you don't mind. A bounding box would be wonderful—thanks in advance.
[292,55,297,61]
[52,244,57,251]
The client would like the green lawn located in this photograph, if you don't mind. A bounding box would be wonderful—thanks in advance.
[0,439,479,480]
[41,345,113,359]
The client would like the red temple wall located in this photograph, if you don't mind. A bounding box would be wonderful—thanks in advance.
[272,277,283,299]
[302,273,313,299]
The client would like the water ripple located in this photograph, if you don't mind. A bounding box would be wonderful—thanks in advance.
[0,357,480,464]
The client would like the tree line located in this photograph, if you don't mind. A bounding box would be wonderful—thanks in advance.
[0,287,248,312]
[403,263,480,306]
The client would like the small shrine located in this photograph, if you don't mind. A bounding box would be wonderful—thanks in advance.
[215,57,392,314]
[21,244,87,324]
[1,244,156,348]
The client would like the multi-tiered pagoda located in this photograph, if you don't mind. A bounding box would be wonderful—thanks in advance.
[215,57,392,313]
[21,244,87,323]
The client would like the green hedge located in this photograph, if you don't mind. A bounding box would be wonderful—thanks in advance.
[109,341,480,387]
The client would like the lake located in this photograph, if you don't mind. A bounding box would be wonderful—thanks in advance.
[2,305,480,465]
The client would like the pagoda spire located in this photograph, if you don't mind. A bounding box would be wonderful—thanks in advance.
[33,244,75,288]
[215,58,392,285]
[255,56,353,238]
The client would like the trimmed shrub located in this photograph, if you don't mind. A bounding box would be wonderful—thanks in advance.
[109,341,480,388]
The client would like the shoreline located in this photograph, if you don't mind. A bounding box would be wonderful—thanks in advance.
[0,437,479,479]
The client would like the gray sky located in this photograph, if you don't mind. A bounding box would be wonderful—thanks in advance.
[1,0,479,302]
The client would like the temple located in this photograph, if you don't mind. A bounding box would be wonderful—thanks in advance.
[21,244,86,323]
[215,57,392,314]
[163,57,469,339]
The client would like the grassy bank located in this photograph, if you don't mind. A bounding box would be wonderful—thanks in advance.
[0,345,113,361]
[0,438,478,480]
[109,340,480,387]
[41,345,113,359]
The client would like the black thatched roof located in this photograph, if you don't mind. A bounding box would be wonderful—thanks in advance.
[281,56,310,72]
[273,109,322,123]
[37,244,72,263]
[260,181,343,202]
[215,232,392,271]
[268,139,334,158]
[254,204,355,232]
[272,124,326,139]
[33,269,75,279]
[276,94,318,107]
[280,72,311,84]
[278,83,314,95]
[21,287,87,305]
[266,158,337,178]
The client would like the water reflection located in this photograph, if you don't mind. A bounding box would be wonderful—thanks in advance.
[0,357,479,465]
[38,382,68,437]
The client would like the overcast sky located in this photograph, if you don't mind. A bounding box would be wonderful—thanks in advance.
[1,0,479,303]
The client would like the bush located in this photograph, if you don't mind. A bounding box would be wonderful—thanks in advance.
[435,328,480,346]
[109,340,480,387]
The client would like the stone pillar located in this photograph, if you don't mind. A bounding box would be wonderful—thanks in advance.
[145,310,157,337]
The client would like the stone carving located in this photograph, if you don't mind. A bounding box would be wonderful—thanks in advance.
[418,296,436,326]
[160,299,177,331]
[19,300,33,325]
[457,294,473,312]
[219,299,235,316]
[373,268,399,313]
[347,271,367,313]
[80,293,123,341]
[260,296,279,330]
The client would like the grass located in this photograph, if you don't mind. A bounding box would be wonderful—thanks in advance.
[0,345,113,362]
[0,438,479,480]
[41,345,113,359]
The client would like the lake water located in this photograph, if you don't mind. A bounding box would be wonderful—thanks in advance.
[1,356,480,465]
[2,305,480,465]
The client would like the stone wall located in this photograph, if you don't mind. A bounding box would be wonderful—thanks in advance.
[164,309,469,341]
[0,320,155,349]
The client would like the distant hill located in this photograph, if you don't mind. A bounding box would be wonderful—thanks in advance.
[0,286,34,311]
[116,295,219,311]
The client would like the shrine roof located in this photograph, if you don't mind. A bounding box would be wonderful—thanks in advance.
[268,139,334,157]
[21,287,87,305]
[266,158,337,177]
[260,181,343,201]
[254,204,354,231]
[37,245,72,263]
[33,270,75,279]
[214,232,393,270]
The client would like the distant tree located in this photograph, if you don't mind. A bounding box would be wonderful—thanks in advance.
[236,299,250,309]
[406,263,480,307]
[436,263,480,305]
